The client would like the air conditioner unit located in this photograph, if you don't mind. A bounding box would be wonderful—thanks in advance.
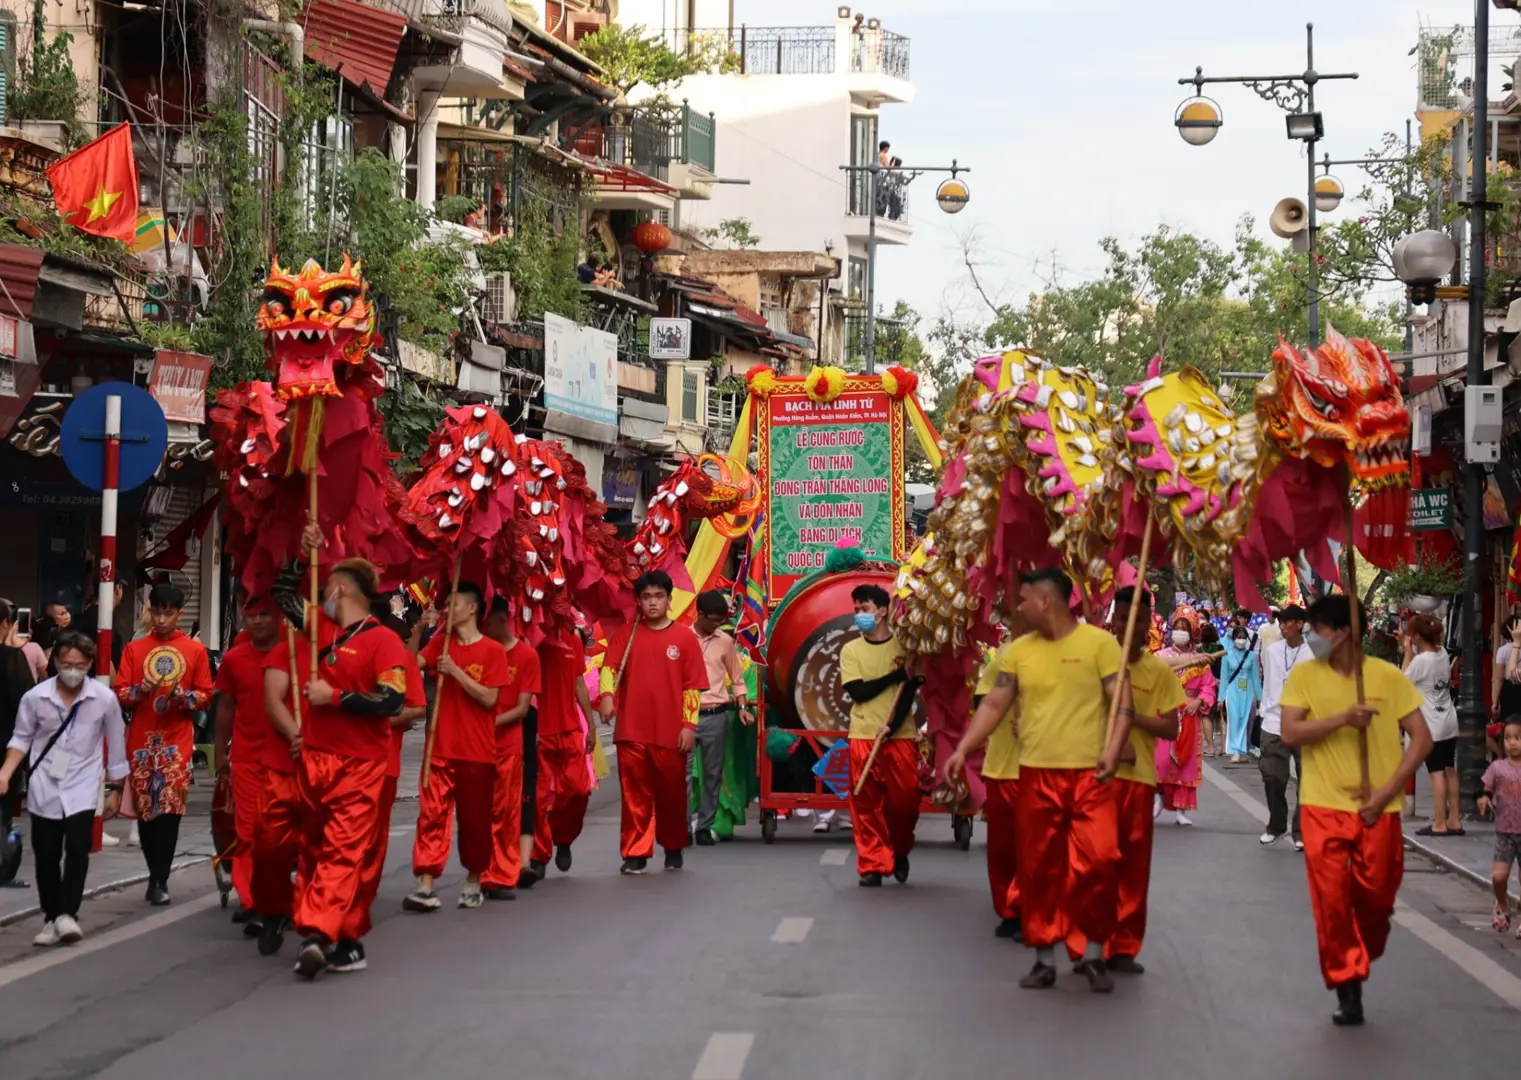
[482,272,517,325]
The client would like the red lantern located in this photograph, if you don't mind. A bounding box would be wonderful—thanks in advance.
[632,220,672,255]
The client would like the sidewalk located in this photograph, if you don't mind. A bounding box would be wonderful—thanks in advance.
[1402,765,1515,901]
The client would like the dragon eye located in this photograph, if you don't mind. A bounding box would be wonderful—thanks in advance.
[328,296,353,316]
[266,301,285,316]
[261,288,293,316]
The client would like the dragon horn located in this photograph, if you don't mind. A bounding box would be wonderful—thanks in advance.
[1146,355,1162,379]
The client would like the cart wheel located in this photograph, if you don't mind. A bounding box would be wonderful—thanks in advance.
[953,814,973,851]
[761,810,778,844]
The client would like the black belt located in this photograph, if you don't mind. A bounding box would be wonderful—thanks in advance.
[698,704,731,714]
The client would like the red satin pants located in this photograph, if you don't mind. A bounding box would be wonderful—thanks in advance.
[345,776,399,941]
[1067,778,1154,960]
[848,738,921,875]
[229,761,263,910]
[530,731,592,864]
[617,742,689,858]
[983,776,1020,919]
[412,758,495,879]
[1301,806,1404,987]
[293,749,386,945]
[1017,766,1119,950]
[251,769,302,919]
[481,752,524,890]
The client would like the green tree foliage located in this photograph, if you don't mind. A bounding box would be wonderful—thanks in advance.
[702,217,761,249]
[379,378,446,475]
[578,24,694,98]
[9,0,86,143]
[476,196,585,324]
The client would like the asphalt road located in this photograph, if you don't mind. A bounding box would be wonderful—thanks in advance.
[1,760,1518,1080]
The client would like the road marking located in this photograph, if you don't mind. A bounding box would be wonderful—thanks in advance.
[820,849,849,865]
[692,1032,754,1080]
[0,892,221,990]
[1203,762,1521,1014]
[771,917,813,943]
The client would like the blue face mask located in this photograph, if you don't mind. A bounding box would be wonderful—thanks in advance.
[854,612,878,633]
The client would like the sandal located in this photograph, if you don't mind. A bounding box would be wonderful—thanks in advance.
[1494,902,1511,934]
[1415,825,1448,837]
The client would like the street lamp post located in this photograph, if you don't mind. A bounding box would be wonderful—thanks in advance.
[1175,22,1358,348]
[839,161,970,373]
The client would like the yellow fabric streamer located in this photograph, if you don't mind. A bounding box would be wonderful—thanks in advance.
[905,396,943,470]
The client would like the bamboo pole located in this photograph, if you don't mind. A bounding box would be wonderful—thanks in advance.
[419,553,464,791]
[853,677,909,797]
[286,623,303,731]
[1102,518,1154,759]
[308,465,319,681]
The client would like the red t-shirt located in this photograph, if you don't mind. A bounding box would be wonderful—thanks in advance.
[536,631,587,737]
[605,621,707,749]
[421,632,511,764]
[215,639,281,768]
[269,617,412,763]
[260,636,306,775]
[390,653,427,779]
[494,639,543,757]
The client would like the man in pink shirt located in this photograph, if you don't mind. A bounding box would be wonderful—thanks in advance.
[691,592,750,846]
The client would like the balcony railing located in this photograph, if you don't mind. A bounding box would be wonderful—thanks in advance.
[661,26,910,80]
[564,104,717,180]
[848,169,911,220]
[680,104,715,173]
[853,30,910,80]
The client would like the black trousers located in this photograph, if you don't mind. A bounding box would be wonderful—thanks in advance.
[33,810,94,921]
[1259,732,1301,840]
[138,814,182,885]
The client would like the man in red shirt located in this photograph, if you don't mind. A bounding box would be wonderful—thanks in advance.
[481,599,541,899]
[405,582,509,912]
[271,528,411,979]
[117,583,213,906]
[529,623,597,879]
[257,629,308,958]
[211,595,283,930]
[600,571,707,875]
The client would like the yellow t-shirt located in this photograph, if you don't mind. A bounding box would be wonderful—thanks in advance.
[975,643,1019,780]
[1002,624,1123,769]
[1116,652,1187,787]
[839,635,915,741]
[1280,657,1425,814]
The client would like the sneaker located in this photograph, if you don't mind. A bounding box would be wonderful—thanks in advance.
[694,829,716,846]
[1260,832,1282,846]
[1019,961,1057,989]
[812,818,833,834]
[147,881,170,906]
[32,920,59,947]
[554,844,573,873]
[457,883,484,909]
[620,857,648,875]
[994,917,1021,940]
[483,886,517,901]
[858,872,883,887]
[54,914,83,944]
[126,824,140,847]
[840,818,853,831]
[664,848,684,872]
[100,831,120,847]
[1229,754,1242,764]
[294,938,328,980]
[258,916,288,956]
[518,863,543,890]
[1084,957,1116,993]
[326,939,367,973]
[1174,812,1193,827]
[402,888,442,912]
[242,916,265,939]
[1293,838,1305,852]
[892,854,910,884]
[1332,980,1364,1026]
[1107,954,1145,975]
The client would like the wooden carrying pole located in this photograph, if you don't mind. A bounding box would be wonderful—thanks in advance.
[286,624,303,731]
[419,554,464,790]
[308,467,320,680]
[1342,497,1371,800]
[854,677,911,796]
[1102,517,1155,757]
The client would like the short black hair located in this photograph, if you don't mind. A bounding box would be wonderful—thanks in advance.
[1305,594,1365,633]
[1504,715,1521,733]
[453,581,486,618]
[1020,567,1072,601]
[1278,604,1308,622]
[0,598,13,624]
[1233,609,1251,621]
[489,596,510,618]
[879,140,890,151]
[332,558,381,600]
[148,583,185,610]
[52,630,96,664]
[851,583,891,609]
[1112,585,1152,610]
[635,571,674,597]
[1231,626,1251,640]
[696,590,730,617]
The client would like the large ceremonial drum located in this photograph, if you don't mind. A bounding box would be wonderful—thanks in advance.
[765,561,926,734]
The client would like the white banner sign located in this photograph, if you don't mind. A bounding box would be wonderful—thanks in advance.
[544,313,617,427]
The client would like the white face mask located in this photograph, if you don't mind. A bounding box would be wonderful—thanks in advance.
[1171,630,1191,648]
[57,668,87,689]
[1233,638,1248,650]
[1306,630,1333,661]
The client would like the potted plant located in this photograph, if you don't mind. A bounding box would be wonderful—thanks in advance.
[1382,552,1464,612]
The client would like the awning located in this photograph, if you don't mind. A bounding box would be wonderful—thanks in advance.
[579,159,677,195]
[582,284,658,313]
[0,244,44,319]
[302,0,407,101]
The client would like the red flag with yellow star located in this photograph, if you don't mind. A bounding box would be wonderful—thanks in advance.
[45,123,140,242]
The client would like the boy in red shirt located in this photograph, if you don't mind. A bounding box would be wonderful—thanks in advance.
[600,571,707,875]
[481,599,542,899]
[271,528,412,979]
[117,582,213,906]
[529,623,597,878]
[405,582,509,912]
[211,595,283,929]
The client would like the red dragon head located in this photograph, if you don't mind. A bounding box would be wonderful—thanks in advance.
[257,255,377,400]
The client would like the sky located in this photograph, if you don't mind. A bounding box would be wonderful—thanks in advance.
[732,0,1500,335]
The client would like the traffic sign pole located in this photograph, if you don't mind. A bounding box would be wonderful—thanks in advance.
[96,394,120,683]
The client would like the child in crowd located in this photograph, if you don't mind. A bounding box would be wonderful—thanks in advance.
[1479,717,1521,936]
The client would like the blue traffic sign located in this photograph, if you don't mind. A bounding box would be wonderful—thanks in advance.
[59,381,169,493]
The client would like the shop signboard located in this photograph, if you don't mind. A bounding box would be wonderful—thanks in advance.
[1409,487,1451,531]
[544,313,617,427]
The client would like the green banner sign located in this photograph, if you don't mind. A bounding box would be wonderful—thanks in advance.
[1409,487,1451,531]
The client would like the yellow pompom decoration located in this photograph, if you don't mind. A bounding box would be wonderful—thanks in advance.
[746,365,777,397]
[804,365,846,403]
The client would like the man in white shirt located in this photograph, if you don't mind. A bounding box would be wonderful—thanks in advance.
[0,632,127,946]
[1257,610,1283,651]
[1256,605,1309,849]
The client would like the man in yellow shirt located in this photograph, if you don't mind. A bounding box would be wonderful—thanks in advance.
[839,583,922,888]
[946,568,1132,993]
[1280,594,1431,1028]
[1066,586,1183,974]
